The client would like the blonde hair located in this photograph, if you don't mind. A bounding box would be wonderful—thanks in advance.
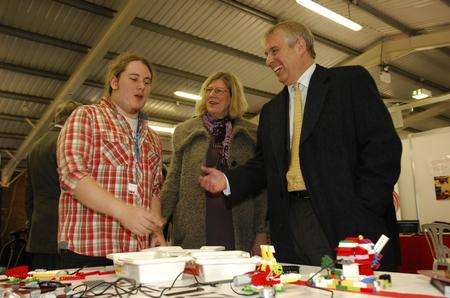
[264,21,316,59]
[195,72,248,119]
[103,52,155,96]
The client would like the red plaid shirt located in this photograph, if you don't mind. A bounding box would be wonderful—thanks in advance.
[57,98,163,256]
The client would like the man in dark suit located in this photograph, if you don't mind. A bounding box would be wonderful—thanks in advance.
[26,100,80,269]
[199,21,402,270]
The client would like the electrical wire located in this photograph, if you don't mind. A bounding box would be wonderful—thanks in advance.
[229,282,255,296]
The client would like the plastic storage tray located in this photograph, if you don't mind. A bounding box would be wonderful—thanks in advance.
[107,251,191,284]
[189,251,261,282]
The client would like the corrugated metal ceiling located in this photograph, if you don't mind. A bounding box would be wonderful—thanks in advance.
[0,0,449,170]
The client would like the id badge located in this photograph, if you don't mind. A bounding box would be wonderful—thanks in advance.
[127,183,138,195]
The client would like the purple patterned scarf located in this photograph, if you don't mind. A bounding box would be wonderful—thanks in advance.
[202,113,233,169]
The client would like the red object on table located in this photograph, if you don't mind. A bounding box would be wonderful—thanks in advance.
[5,265,29,279]
[398,234,450,274]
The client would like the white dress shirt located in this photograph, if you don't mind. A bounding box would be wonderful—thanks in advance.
[223,63,317,195]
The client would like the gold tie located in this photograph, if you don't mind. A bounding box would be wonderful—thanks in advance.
[286,83,306,192]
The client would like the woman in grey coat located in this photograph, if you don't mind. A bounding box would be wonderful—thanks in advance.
[161,72,267,254]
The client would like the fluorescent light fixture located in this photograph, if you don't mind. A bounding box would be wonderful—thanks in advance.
[149,124,175,134]
[411,88,432,100]
[174,91,201,101]
[296,0,363,31]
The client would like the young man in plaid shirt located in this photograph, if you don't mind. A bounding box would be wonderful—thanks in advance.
[57,53,165,268]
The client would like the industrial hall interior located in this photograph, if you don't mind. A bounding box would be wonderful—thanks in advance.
[0,0,449,296]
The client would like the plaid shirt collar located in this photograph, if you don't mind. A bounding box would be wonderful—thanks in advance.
[100,97,149,121]
[100,97,150,138]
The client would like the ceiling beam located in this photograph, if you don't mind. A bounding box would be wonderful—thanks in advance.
[0,23,274,99]
[415,106,450,123]
[403,102,450,127]
[350,0,418,36]
[403,127,423,133]
[387,65,450,92]
[0,113,39,122]
[55,0,360,57]
[388,93,450,113]
[131,19,265,65]
[4,2,447,96]
[0,87,254,124]
[0,132,27,140]
[2,0,147,187]
[0,90,52,105]
[0,90,186,124]
[350,0,450,59]
[0,62,202,107]
[49,0,449,93]
[342,27,450,68]
[218,0,278,23]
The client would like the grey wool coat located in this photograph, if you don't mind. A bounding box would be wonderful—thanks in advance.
[161,116,267,251]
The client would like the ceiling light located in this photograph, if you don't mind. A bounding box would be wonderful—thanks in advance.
[174,91,201,101]
[296,0,363,31]
[149,124,175,134]
[411,88,432,100]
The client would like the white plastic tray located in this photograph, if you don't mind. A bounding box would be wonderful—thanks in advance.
[107,251,191,284]
[190,250,261,282]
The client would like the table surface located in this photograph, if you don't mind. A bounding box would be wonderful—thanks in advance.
[60,265,445,298]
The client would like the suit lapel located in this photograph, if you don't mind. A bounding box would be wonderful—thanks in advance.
[270,87,289,173]
[301,65,331,144]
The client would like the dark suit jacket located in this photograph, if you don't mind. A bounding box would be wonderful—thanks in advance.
[26,126,61,253]
[227,65,402,268]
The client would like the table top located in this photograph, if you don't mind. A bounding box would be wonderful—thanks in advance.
[58,265,444,298]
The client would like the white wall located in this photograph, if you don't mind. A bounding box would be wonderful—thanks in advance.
[397,127,450,224]
[398,138,418,220]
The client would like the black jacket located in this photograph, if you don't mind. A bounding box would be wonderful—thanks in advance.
[26,126,61,253]
[227,65,402,268]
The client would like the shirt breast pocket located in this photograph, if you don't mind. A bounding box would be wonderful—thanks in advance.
[141,141,160,169]
[101,133,132,167]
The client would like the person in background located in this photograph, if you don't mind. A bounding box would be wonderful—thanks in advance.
[26,100,80,270]
[199,21,402,270]
[161,72,267,254]
[57,53,165,269]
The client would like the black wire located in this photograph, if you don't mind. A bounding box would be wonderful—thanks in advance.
[229,282,255,296]
[13,241,26,267]
[68,283,88,297]
[157,271,185,297]
[6,244,14,269]
[66,266,86,275]
[65,269,233,297]
[0,239,14,264]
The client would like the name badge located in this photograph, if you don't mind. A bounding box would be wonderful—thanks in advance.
[128,183,138,195]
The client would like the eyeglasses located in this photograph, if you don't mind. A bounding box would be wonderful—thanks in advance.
[204,87,228,96]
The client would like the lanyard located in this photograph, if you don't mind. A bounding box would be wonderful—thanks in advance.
[133,118,141,183]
